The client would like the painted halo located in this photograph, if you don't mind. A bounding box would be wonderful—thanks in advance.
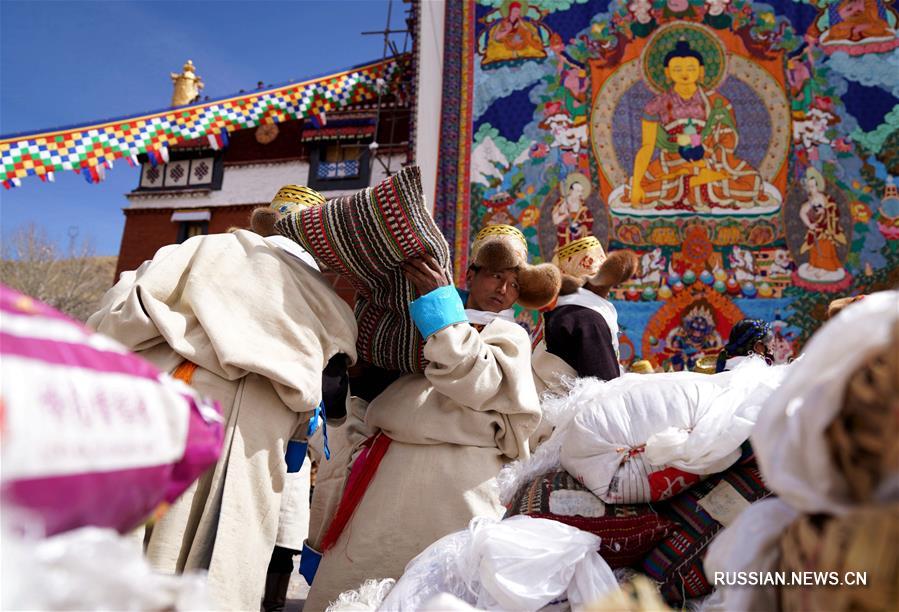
[640,22,728,94]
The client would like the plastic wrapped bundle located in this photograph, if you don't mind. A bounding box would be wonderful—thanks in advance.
[0,285,223,535]
[1,524,211,610]
[560,358,789,503]
[380,515,619,611]
[505,470,674,568]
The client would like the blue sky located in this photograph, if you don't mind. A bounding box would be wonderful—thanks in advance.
[0,0,397,255]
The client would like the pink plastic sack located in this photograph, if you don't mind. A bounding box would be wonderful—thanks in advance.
[0,284,223,536]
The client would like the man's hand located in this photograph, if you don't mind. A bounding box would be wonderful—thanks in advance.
[401,254,450,297]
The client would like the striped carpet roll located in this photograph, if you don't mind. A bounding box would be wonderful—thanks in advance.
[276,166,451,373]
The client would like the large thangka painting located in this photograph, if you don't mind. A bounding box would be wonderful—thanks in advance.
[435,0,899,370]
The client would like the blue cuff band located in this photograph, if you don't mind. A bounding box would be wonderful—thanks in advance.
[409,285,468,339]
[285,440,308,473]
[299,540,322,585]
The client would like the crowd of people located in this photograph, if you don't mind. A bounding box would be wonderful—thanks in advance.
[3,172,895,612]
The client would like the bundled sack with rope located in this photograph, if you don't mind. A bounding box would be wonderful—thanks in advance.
[705,290,899,612]
[276,166,450,374]
[560,358,789,504]
[1,285,222,537]
[640,441,772,604]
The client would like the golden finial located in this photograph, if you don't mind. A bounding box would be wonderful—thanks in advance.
[170,60,204,107]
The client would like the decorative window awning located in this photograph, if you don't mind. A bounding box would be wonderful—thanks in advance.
[301,124,377,142]
[0,56,406,189]
[301,115,376,142]
[171,209,211,222]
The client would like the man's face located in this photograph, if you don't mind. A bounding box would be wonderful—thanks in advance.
[465,267,520,312]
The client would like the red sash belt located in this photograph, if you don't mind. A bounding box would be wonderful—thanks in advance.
[320,432,392,552]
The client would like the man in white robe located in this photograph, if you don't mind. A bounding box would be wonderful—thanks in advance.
[303,225,560,610]
[88,185,357,611]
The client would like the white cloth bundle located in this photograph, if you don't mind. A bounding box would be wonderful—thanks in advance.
[705,291,899,612]
[751,290,899,515]
[560,358,789,503]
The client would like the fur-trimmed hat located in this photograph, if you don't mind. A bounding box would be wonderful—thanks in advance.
[554,236,638,297]
[250,207,279,236]
[554,236,606,279]
[587,250,639,293]
[470,225,561,310]
[270,184,326,216]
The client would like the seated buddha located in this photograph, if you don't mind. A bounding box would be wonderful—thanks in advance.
[624,41,777,212]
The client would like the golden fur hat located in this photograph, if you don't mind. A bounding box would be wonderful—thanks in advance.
[554,237,638,297]
[470,224,561,310]
[270,184,327,216]
[553,236,607,279]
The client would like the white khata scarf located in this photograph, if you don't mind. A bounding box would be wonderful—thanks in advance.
[465,308,516,327]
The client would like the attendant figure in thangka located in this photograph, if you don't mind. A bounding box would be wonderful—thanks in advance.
[549,33,589,109]
[664,304,723,370]
[797,167,848,283]
[552,172,595,248]
[625,40,777,211]
[303,225,561,610]
[479,0,549,68]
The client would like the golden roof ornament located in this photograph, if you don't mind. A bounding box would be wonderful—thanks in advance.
[170,60,204,107]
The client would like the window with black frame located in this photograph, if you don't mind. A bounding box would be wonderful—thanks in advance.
[308,140,371,191]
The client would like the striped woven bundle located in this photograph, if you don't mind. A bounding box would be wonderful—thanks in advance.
[276,166,451,373]
[505,470,674,568]
[641,442,771,604]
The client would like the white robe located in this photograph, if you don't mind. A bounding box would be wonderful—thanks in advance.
[304,319,541,610]
[88,230,357,610]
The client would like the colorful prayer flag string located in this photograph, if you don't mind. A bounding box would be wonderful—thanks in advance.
[0,56,405,187]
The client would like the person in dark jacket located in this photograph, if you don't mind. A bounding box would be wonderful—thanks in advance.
[544,236,638,380]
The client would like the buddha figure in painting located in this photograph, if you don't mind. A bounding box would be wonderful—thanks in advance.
[626,41,776,211]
